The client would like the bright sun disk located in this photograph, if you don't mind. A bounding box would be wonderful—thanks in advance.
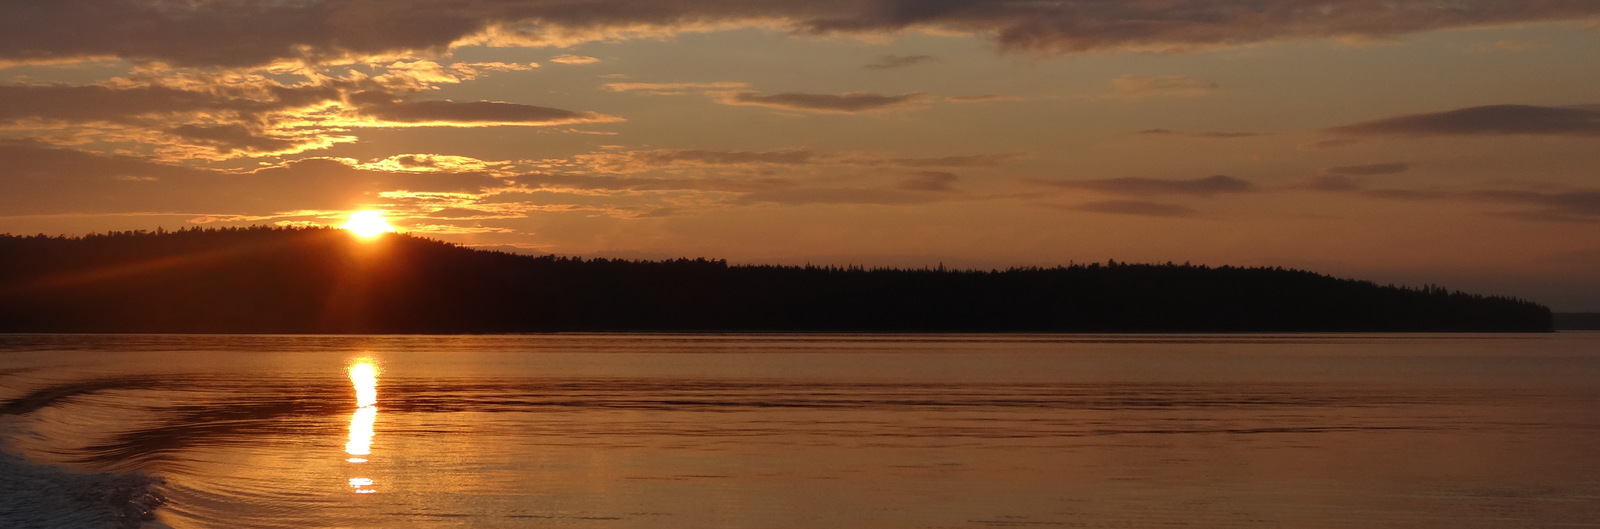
[341,210,397,238]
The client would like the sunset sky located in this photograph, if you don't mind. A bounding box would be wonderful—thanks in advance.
[2,1,1598,310]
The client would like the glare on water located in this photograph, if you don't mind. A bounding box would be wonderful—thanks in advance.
[345,359,377,492]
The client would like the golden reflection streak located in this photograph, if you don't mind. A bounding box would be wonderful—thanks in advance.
[351,362,378,408]
[346,359,378,493]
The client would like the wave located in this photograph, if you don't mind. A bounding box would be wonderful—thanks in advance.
[1,375,169,529]
[0,450,166,529]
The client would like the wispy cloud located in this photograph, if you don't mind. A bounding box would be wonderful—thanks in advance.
[1107,75,1220,100]
[863,54,938,70]
[600,81,750,95]
[1032,175,1257,196]
[0,62,609,160]
[574,148,1022,174]
[735,188,947,206]
[357,100,622,127]
[1301,169,1600,222]
[0,141,503,217]
[549,54,600,65]
[1135,129,1263,139]
[1324,162,1411,176]
[945,94,1023,103]
[1331,104,1600,136]
[1065,200,1200,218]
[717,91,929,114]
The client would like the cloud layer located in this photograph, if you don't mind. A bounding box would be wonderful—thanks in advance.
[7,1,1599,67]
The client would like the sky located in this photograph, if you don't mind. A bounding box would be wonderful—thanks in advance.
[1,1,1599,310]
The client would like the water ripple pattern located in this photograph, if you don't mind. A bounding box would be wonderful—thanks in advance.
[1,332,1598,529]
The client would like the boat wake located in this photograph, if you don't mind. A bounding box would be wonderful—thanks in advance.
[1,375,169,529]
[0,450,166,529]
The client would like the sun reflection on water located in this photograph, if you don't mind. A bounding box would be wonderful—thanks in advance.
[346,359,378,493]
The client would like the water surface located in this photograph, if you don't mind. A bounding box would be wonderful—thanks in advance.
[2,333,1598,528]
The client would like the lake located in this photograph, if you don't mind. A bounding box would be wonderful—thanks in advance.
[2,333,1599,528]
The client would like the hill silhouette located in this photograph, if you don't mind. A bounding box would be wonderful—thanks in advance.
[0,226,1553,333]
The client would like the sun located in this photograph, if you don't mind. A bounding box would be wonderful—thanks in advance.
[340,210,398,239]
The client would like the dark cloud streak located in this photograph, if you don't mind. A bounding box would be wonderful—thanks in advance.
[1033,175,1256,196]
[1324,162,1411,176]
[1332,105,1600,137]
[358,100,621,125]
[863,54,938,70]
[719,91,926,114]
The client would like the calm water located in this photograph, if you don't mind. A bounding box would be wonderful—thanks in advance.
[2,333,1599,528]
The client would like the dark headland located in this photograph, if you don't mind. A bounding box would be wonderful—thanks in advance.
[0,227,1552,333]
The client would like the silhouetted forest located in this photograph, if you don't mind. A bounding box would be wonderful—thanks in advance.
[0,227,1553,333]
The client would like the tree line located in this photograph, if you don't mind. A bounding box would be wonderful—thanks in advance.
[0,226,1553,333]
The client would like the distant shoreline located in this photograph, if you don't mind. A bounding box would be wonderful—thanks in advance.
[1554,313,1600,331]
[0,227,1554,334]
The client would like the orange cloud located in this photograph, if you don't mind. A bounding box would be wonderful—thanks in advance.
[549,54,600,65]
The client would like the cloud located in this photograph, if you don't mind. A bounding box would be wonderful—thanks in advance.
[945,94,1022,103]
[718,91,929,114]
[0,141,503,217]
[550,54,601,65]
[1469,189,1600,220]
[508,173,796,194]
[379,60,539,86]
[7,1,1597,67]
[574,148,1022,173]
[1324,162,1411,176]
[0,82,345,159]
[356,100,622,126]
[735,188,944,206]
[0,69,606,159]
[1299,138,1362,150]
[1301,168,1600,221]
[166,124,305,155]
[579,149,821,173]
[1108,75,1220,99]
[898,171,959,192]
[1135,128,1263,139]
[863,54,938,70]
[1330,104,1600,136]
[600,81,750,95]
[359,154,512,174]
[1063,200,1199,218]
[1033,175,1256,196]
[0,83,248,123]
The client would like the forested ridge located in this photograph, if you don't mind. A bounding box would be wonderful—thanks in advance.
[0,227,1553,333]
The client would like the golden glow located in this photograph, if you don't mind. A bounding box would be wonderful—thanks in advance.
[340,210,397,239]
[346,359,379,493]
